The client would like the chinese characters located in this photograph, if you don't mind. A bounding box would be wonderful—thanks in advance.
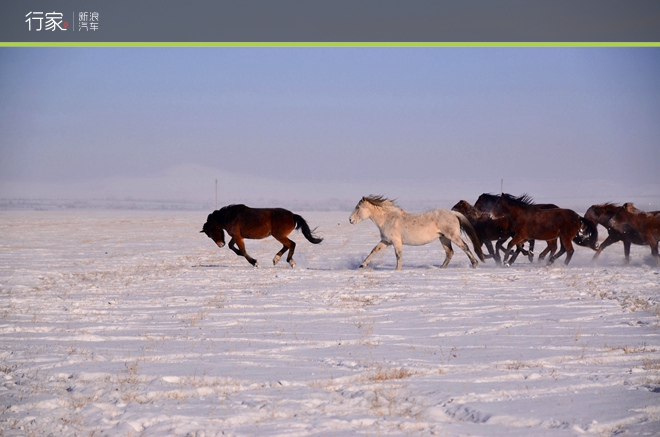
[25,11,100,31]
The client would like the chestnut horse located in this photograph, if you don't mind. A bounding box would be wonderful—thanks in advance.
[201,204,322,268]
[491,194,598,265]
[608,203,660,265]
[474,193,559,263]
[586,203,645,263]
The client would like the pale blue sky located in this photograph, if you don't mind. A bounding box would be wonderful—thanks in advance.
[1,48,658,207]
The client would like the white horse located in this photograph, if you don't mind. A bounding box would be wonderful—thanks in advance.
[349,195,485,270]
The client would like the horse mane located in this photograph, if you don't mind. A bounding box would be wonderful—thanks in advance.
[501,193,535,207]
[591,202,620,212]
[209,204,246,224]
[362,195,400,210]
[477,193,500,202]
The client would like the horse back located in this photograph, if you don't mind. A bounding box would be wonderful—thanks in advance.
[510,206,581,240]
[615,209,660,239]
[226,206,295,240]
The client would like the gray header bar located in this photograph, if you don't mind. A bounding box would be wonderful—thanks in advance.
[3,0,660,43]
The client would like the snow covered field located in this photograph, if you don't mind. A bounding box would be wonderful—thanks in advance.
[1,209,659,436]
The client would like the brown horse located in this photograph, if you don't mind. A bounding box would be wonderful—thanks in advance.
[474,193,559,263]
[608,203,660,265]
[452,200,524,265]
[586,203,645,263]
[491,194,598,265]
[201,204,322,268]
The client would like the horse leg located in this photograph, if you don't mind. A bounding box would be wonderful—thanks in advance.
[495,237,508,264]
[549,237,571,265]
[447,235,479,268]
[285,240,297,268]
[273,245,288,265]
[393,241,404,270]
[527,240,536,263]
[591,235,630,261]
[228,238,243,257]
[502,235,525,267]
[507,244,524,266]
[623,240,631,265]
[233,236,258,267]
[483,240,498,263]
[645,233,659,266]
[272,236,296,268]
[562,239,575,265]
[439,236,454,268]
[360,241,389,268]
[538,240,557,263]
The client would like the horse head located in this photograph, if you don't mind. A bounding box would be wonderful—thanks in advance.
[452,200,476,217]
[201,214,226,248]
[609,203,649,235]
[474,193,500,212]
[349,197,371,224]
[489,195,510,219]
[585,203,619,227]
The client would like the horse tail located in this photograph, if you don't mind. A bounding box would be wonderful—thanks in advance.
[454,211,486,262]
[293,214,323,244]
[574,216,599,250]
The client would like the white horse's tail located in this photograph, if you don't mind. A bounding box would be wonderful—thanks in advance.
[453,211,486,262]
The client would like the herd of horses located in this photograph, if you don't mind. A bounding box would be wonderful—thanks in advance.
[201,194,660,270]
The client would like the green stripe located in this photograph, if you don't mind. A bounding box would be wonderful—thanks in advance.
[1,42,660,47]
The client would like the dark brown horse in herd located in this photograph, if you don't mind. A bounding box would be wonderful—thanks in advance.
[472,193,562,264]
[201,204,322,267]
[587,202,659,265]
[490,194,598,265]
[454,193,596,266]
[202,196,658,268]
[451,200,528,265]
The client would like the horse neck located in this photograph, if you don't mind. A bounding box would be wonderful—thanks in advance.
[596,207,619,226]
[365,204,397,228]
[496,202,522,219]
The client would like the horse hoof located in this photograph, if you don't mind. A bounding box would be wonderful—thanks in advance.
[273,255,281,265]
[503,262,510,267]
[288,260,296,268]
[253,262,259,268]
[359,264,366,269]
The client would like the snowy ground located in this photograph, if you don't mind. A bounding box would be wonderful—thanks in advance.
[1,210,659,436]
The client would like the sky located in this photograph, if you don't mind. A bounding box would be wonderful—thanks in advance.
[1,48,659,210]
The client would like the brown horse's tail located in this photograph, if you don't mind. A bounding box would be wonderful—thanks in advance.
[454,212,486,262]
[574,216,599,250]
[293,214,323,244]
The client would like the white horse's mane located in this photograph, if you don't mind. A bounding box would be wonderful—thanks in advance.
[362,195,401,211]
